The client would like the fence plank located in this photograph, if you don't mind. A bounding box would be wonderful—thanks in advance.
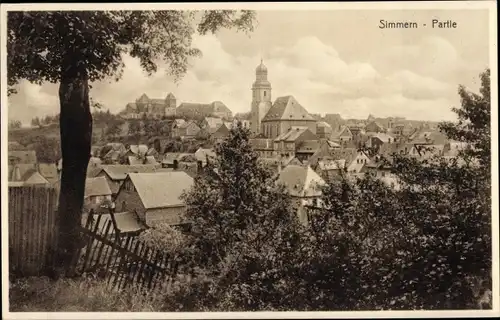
[8,186,59,277]
[92,220,113,269]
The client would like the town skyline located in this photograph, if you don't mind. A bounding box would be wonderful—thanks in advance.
[7,9,489,126]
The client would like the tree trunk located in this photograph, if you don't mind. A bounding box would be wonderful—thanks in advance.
[51,66,92,278]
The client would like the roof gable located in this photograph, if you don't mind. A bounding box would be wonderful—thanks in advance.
[128,172,194,209]
[24,172,49,185]
[85,176,112,197]
[277,165,325,197]
[262,96,314,122]
[101,164,164,180]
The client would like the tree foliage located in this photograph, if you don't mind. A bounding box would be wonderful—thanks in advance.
[164,70,492,311]
[7,9,256,277]
[7,10,256,89]
[164,123,306,311]
[8,120,22,129]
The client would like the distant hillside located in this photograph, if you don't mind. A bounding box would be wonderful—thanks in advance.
[8,122,109,144]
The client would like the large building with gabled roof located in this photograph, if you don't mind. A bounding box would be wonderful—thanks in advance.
[123,92,177,119]
[176,101,232,120]
[249,60,317,138]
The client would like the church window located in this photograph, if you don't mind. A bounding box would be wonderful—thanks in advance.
[264,91,267,97]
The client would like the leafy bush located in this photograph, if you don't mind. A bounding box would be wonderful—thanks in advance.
[163,70,492,311]
[138,222,188,255]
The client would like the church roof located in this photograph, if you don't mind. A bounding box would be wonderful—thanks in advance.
[210,101,231,113]
[262,96,315,122]
[166,93,176,99]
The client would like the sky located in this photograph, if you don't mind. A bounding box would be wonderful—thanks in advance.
[7,9,490,126]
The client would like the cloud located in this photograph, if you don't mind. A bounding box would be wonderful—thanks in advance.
[9,33,472,126]
[369,36,461,81]
[8,80,59,125]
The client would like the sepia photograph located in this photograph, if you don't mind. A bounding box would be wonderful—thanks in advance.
[1,1,498,319]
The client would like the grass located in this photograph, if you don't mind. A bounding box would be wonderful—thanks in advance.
[8,275,166,312]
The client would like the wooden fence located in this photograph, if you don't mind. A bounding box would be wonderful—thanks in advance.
[71,211,187,292]
[8,186,59,277]
[8,185,189,291]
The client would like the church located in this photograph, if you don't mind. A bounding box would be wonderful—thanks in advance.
[250,60,317,138]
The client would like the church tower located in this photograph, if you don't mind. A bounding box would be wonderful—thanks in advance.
[251,59,272,135]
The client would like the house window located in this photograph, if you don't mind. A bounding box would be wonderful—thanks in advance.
[381,172,386,177]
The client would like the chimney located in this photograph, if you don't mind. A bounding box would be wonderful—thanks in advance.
[14,166,21,181]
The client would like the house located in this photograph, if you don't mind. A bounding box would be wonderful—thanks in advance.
[249,138,275,158]
[125,144,149,157]
[8,150,37,165]
[328,148,370,175]
[348,125,365,137]
[90,146,102,158]
[273,127,318,159]
[94,164,166,197]
[364,159,401,190]
[210,123,231,144]
[295,140,321,163]
[201,117,224,132]
[324,113,344,131]
[194,148,216,167]
[104,142,127,154]
[316,158,346,180]
[410,130,448,145]
[102,149,122,164]
[316,121,333,139]
[177,120,201,138]
[38,163,59,184]
[331,126,353,143]
[412,144,446,160]
[307,139,344,170]
[378,142,414,159]
[232,119,251,130]
[161,153,196,169]
[176,101,232,120]
[171,119,186,137]
[126,155,158,166]
[114,172,194,226]
[365,121,385,133]
[82,211,146,236]
[8,164,49,186]
[84,176,112,208]
[346,150,371,175]
[276,165,326,225]
[368,133,395,150]
[442,141,468,157]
